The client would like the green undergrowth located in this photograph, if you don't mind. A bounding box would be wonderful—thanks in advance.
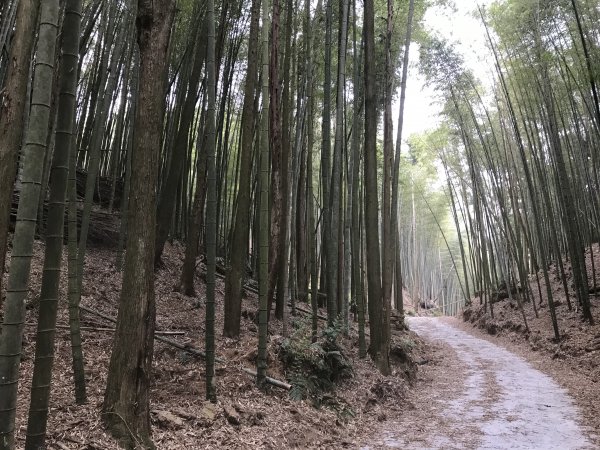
[279,318,354,417]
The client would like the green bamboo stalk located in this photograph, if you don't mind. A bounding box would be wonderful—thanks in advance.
[0,1,60,446]
[25,0,82,446]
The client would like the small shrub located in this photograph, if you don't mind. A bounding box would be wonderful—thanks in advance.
[280,319,353,407]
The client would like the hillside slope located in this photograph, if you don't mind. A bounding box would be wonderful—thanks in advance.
[2,240,431,449]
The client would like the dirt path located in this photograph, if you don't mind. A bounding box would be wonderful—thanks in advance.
[365,317,594,449]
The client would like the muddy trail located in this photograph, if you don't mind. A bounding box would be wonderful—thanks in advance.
[366,317,595,450]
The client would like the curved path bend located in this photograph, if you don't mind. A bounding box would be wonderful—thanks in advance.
[368,317,594,449]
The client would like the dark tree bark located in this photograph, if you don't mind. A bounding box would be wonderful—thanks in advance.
[179,129,208,296]
[322,0,334,324]
[223,0,261,338]
[351,0,366,357]
[330,0,349,324]
[382,0,394,323]
[102,1,175,447]
[205,0,218,403]
[0,0,40,306]
[391,0,415,320]
[364,0,390,375]
[275,0,294,320]
[267,0,284,319]
[257,0,271,387]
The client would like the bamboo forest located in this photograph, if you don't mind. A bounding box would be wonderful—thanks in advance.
[1,0,600,448]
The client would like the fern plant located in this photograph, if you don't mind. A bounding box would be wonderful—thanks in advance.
[280,318,353,406]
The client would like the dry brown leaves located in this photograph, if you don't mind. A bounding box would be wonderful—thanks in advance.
[2,240,427,449]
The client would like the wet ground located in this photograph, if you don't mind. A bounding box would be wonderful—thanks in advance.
[365,317,594,449]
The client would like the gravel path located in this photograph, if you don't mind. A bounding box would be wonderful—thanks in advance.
[366,317,594,449]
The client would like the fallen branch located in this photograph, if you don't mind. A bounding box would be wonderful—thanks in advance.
[292,304,327,322]
[79,304,290,389]
[213,265,327,325]
[297,291,327,299]
[57,324,185,335]
[241,367,291,390]
[80,304,117,324]
[78,306,184,336]
[79,305,221,361]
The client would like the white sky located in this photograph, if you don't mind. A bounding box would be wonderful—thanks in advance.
[398,0,496,148]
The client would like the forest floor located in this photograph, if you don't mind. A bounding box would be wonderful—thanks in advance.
[5,239,598,449]
[2,240,434,450]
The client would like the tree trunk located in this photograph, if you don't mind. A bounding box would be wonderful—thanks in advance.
[305,0,318,340]
[205,0,217,403]
[364,0,389,375]
[322,0,335,324]
[223,0,261,338]
[275,0,294,320]
[179,95,208,296]
[382,0,394,335]
[351,0,366,357]
[0,0,40,307]
[391,0,415,320]
[102,1,175,447]
[267,0,283,319]
[330,0,349,325]
[257,0,271,387]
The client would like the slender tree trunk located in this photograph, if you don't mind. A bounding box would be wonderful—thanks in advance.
[223,0,261,338]
[320,0,335,323]
[180,129,208,291]
[67,102,87,404]
[305,0,319,340]
[275,0,294,320]
[391,0,415,319]
[102,1,175,447]
[382,0,394,330]
[351,0,366,357]
[330,0,349,324]
[257,0,271,387]
[267,0,283,319]
[364,0,389,375]
[0,0,40,306]
[205,0,217,402]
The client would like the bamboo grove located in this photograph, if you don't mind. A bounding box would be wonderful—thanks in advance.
[2,0,599,447]
[0,0,428,447]
[418,0,600,336]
